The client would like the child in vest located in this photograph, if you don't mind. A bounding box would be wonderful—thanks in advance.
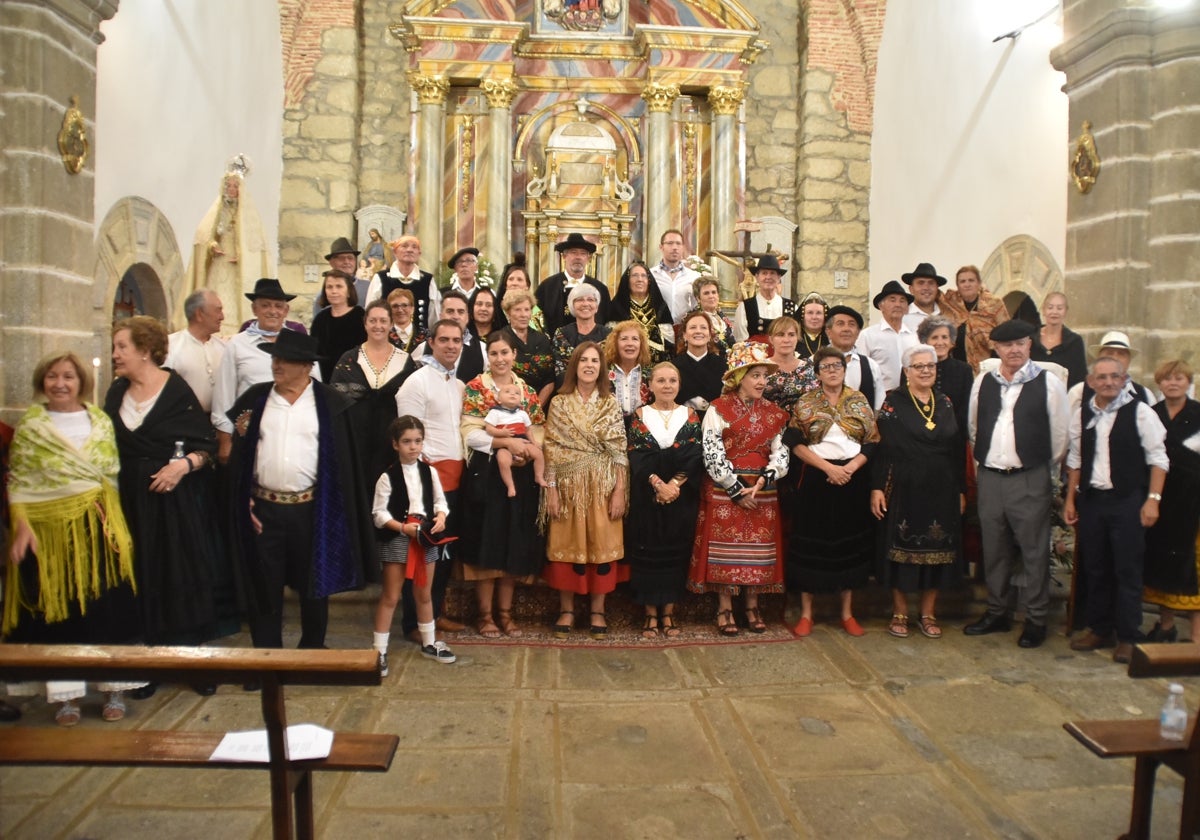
[371,415,454,672]
[484,382,547,496]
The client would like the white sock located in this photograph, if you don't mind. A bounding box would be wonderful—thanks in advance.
[373,632,389,654]
[418,621,436,648]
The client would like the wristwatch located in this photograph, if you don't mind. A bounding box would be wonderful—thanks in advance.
[1148,492,1163,501]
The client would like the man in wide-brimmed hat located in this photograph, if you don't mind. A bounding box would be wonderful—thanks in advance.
[899,262,947,332]
[732,253,796,343]
[212,278,312,464]
[535,232,611,335]
[853,279,919,392]
[227,329,371,651]
[324,236,360,275]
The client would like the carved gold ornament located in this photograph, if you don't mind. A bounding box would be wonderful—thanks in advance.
[480,78,519,110]
[708,85,746,116]
[1071,120,1100,194]
[641,82,679,113]
[408,73,450,106]
[57,95,88,175]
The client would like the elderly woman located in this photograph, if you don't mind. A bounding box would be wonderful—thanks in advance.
[551,283,611,388]
[609,261,674,363]
[940,264,1010,374]
[626,362,703,637]
[386,288,423,353]
[310,269,366,382]
[785,346,879,637]
[870,344,964,640]
[913,315,973,439]
[105,317,229,649]
[797,292,830,359]
[543,342,628,640]
[604,320,652,423]
[495,253,545,334]
[1031,291,1088,387]
[693,275,735,358]
[1143,360,1200,642]
[763,316,818,414]
[689,342,790,635]
[460,331,547,638]
[502,289,555,405]
[469,286,502,340]
[4,352,142,725]
[672,310,726,418]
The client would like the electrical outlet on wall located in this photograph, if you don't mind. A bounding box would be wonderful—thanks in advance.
[834,271,848,289]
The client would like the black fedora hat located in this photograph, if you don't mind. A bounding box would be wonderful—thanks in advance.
[446,246,480,270]
[245,278,296,302]
[554,232,597,254]
[752,254,787,276]
[324,237,360,260]
[872,280,915,310]
[826,304,863,329]
[258,329,321,363]
[901,262,947,286]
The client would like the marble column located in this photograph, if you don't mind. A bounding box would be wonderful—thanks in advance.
[708,85,745,306]
[640,82,679,257]
[408,73,450,270]
[480,78,518,265]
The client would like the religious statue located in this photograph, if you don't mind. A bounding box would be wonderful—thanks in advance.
[1071,120,1100,195]
[543,0,622,32]
[57,95,88,175]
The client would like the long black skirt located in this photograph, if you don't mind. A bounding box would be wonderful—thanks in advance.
[786,459,874,593]
[458,453,544,578]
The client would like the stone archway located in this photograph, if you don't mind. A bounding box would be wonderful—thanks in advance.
[94,197,185,335]
[112,263,168,322]
[980,234,1064,317]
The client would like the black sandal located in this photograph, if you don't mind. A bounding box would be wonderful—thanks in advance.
[717,609,739,636]
[641,615,659,639]
[660,614,681,638]
[589,611,608,641]
[553,610,575,639]
[745,607,767,634]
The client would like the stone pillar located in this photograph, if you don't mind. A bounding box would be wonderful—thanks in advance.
[1051,2,1200,370]
[708,85,745,305]
[409,73,450,268]
[480,78,518,263]
[640,82,679,253]
[0,0,117,421]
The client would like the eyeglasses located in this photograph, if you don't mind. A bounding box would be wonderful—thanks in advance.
[391,302,413,309]
[909,363,937,373]
[817,363,844,372]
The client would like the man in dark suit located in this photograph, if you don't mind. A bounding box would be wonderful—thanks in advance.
[535,232,610,335]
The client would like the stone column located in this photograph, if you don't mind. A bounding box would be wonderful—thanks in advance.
[408,73,450,268]
[480,78,519,264]
[708,85,745,305]
[1051,2,1200,370]
[640,82,679,254]
[0,0,117,422]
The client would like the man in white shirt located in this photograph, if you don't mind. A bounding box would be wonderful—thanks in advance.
[428,246,483,324]
[650,228,700,321]
[226,330,367,650]
[825,305,884,410]
[1065,355,1169,663]
[368,235,437,331]
[395,319,469,638]
[165,288,226,413]
[900,261,946,332]
[854,280,919,393]
[732,254,796,342]
[408,291,486,382]
[964,319,1070,649]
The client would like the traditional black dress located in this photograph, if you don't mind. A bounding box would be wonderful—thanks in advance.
[310,305,367,382]
[105,372,234,644]
[871,385,964,593]
[551,322,611,387]
[1031,326,1087,388]
[509,328,555,395]
[625,407,703,606]
[672,351,725,418]
[1144,399,1200,600]
[329,344,409,501]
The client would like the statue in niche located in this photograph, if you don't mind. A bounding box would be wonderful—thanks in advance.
[543,0,622,32]
[185,155,271,333]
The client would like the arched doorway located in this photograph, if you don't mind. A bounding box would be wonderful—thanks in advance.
[981,234,1064,317]
[112,262,168,322]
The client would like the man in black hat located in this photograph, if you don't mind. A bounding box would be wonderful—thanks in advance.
[853,280,919,392]
[535,232,610,335]
[325,236,360,276]
[429,246,484,321]
[899,262,946,331]
[964,318,1069,649]
[732,254,796,342]
[825,304,884,410]
[227,330,371,650]
[212,279,313,464]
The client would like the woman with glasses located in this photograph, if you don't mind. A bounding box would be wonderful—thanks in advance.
[870,344,964,641]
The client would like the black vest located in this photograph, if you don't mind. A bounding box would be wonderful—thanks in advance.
[378,270,434,330]
[1081,400,1148,497]
[456,339,485,384]
[378,461,435,542]
[851,352,876,408]
[1080,381,1151,429]
[742,296,796,338]
[974,371,1051,466]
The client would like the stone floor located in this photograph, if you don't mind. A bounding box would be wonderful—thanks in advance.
[0,590,1192,840]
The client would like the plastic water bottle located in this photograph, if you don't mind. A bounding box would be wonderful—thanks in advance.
[171,440,186,461]
[1160,683,1188,742]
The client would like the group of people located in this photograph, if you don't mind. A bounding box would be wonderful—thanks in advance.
[3,231,1197,726]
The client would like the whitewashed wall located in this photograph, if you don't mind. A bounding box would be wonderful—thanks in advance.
[95,0,283,267]
[869,0,1067,316]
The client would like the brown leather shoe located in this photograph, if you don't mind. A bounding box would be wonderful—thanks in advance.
[1113,643,1134,664]
[435,616,466,633]
[1069,630,1116,651]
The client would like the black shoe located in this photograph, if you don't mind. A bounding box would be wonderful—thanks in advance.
[0,700,21,722]
[242,681,261,692]
[1146,621,1179,643]
[1017,622,1047,648]
[130,683,158,700]
[192,683,217,697]
[963,613,1012,636]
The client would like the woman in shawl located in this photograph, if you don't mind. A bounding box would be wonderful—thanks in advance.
[542,342,628,640]
[608,261,674,363]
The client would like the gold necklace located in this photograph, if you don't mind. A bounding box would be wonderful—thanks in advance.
[909,389,936,431]
[651,403,676,428]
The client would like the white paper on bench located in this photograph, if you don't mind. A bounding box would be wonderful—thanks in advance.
[208,724,334,762]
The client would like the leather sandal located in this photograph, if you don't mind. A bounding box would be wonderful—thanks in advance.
[745,607,767,634]
[888,614,909,639]
[589,611,608,641]
[476,613,502,639]
[918,615,942,639]
[717,609,739,636]
[497,609,523,638]
[553,610,575,639]
[660,614,681,638]
[641,615,660,639]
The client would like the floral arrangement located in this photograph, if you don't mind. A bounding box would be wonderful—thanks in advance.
[684,255,714,277]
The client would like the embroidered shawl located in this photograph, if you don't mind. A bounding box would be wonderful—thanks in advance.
[940,288,1010,372]
[541,391,628,522]
[460,371,546,458]
[790,386,879,446]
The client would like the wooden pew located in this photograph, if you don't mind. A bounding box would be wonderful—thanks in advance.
[1064,643,1200,840]
[0,645,398,840]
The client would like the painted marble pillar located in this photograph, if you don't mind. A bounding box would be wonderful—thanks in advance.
[409,73,450,268]
[481,78,519,265]
[641,82,679,255]
[708,85,745,303]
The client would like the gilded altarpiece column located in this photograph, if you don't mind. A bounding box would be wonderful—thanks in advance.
[409,73,450,267]
[708,85,745,303]
[481,78,519,262]
[641,82,679,255]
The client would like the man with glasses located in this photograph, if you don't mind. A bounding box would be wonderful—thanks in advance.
[385,289,422,353]
[964,319,1069,648]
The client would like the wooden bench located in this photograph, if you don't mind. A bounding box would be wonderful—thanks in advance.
[1064,643,1200,840]
[0,644,398,840]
